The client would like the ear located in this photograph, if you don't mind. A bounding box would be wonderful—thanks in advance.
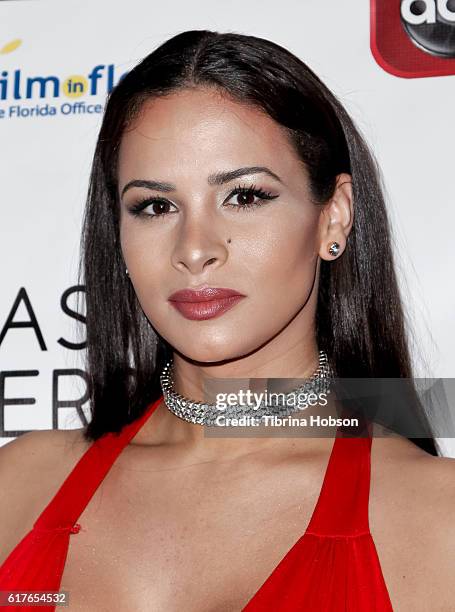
[317,173,354,261]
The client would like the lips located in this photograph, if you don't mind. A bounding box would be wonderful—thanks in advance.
[168,286,245,302]
[168,286,246,320]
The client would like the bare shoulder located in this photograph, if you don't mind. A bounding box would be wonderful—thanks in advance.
[0,427,90,484]
[0,428,91,564]
[370,422,455,502]
[1,425,88,456]
[369,423,455,602]
[371,420,455,466]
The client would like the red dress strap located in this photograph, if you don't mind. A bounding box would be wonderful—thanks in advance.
[305,420,374,537]
[33,395,163,531]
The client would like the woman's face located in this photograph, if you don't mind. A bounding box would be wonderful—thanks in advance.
[118,87,345,365]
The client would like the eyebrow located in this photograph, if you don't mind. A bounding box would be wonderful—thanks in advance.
[120,166,283,198]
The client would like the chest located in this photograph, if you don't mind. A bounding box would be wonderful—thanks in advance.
[58,451,451,612]
[60,456,322,611]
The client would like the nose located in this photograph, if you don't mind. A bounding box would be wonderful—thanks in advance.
[170,212,229,276]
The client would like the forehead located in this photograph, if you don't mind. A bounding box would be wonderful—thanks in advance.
[117,87,303,186]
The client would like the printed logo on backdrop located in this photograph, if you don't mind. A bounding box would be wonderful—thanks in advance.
[0,38,130,120]
[0,287,88,438]
[371,0,455,77]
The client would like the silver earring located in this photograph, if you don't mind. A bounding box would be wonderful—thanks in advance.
[125,268,129,275]
[328,242,341,257]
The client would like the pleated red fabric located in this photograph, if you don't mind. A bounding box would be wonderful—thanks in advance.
[242,425,394,610]
[0,395,394,611]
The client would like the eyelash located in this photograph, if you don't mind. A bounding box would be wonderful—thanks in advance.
[128,183,279,219]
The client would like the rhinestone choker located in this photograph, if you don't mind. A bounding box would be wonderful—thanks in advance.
[159,350,335,426]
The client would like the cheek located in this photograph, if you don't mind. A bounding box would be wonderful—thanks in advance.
[119,217,144,260]
[120,223,167,314]
[120,220,164,275]
[243,215,319,294]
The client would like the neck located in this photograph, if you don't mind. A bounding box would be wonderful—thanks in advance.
[132,339,340,458]
[130,392,340,462]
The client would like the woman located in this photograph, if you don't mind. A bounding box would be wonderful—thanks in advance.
[0,29,454,611]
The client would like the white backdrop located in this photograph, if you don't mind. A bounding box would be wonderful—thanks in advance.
[0,0,454,454]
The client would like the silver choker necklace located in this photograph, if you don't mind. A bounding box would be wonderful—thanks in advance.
[159,350,335,426]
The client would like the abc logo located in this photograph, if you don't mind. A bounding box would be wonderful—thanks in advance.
[400,0,455,57]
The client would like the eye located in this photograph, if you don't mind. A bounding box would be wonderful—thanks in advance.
[223,184,279,212]
[128,197,178,219]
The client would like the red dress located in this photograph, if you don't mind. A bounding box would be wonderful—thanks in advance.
[0,395,394,610]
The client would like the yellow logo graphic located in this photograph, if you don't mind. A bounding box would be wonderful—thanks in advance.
[61,75,89,98]
[0,39,22,54]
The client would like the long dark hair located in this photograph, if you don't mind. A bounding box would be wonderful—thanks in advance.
[78,29,438,455]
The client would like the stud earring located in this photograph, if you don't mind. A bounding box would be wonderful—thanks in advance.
[125,268,129,275]
[328,241,341,257]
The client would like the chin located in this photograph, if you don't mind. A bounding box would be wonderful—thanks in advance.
[166,338,253,366]
[176,347,240,366]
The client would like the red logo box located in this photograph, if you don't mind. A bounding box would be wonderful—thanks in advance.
[371,0,455,77]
